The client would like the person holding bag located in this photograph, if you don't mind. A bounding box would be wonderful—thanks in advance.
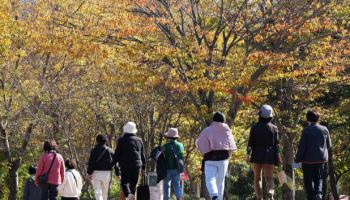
[35,140,65,200]
[196,112,237,200]
[112,122,145,200]
[87,134,114,200]
[58,159,83,200]
[162,128,184,200]
[246,105,282,200]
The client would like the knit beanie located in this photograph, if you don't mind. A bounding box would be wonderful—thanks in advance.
[213,111,225,123]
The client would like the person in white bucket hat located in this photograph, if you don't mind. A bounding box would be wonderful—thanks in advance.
[162,128,184,200]
[112,122,145,200]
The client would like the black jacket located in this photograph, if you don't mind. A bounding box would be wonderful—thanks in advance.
[149,146,166,183]
[87,144,114,175]
[113,133,146,171]
[295,124,331,163]
[247,119,280,165]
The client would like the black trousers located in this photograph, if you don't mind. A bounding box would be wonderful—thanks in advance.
[302,163,325,200]
[61,197,78,200]
[120,167,141,197]
[40,184,58,200]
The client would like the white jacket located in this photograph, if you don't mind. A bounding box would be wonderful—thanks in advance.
[58,169,83,197]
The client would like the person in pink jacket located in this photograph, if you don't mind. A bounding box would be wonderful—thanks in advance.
[196,112,237,200]
[35,140,65,200]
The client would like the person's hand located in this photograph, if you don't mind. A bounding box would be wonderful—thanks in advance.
[278,155,283,164]
[116,176,121,181]
[245,155,251,163]
[141,169,145,176]
[86,175,92,184]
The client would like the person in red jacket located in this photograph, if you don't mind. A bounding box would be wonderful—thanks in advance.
[35,140,65,200]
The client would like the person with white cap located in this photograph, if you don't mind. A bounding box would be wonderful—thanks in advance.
[196,111,237,200]
[246,105,282,200]
[112,122,145,200]
[162,128,184,200]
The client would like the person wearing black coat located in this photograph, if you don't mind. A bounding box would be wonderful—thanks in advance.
[113,122,145,200]
[295,110,332,200]
[87,134,114,200]
[246,105,282,200]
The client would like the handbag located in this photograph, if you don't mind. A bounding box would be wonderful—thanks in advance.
[170,144,185,173]
[38,153,57,186]
[136,174,150,200]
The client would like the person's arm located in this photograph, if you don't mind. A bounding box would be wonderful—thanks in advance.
[326,128,332,149]
[23,179,29,200]
[140,141,146,171]
[113,139,121,176]
[274,127,282,164]
[58,172,67,195]
[87,149,96,175]
[59,155,65,183]
[178,143,184,160]
[196,129,210,155]
[35,155,45,186]
[247,126,255,155]
[77,171,83,196]
[295,129,307,163]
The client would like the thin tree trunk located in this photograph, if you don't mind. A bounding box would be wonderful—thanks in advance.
[328,146,339,200]
[8,160,20,200]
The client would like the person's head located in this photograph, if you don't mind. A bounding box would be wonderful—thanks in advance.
[28,165,36,175]
[259,105,273,119]
[65,159,77,170]
[306,110,320,123]
[164,128,179,140]
[123,122,138,134]
[43,140,57,152]
[96,134,108,145]
[213,111,225,123]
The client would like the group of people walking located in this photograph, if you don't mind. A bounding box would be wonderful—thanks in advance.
[23,105,331,200]
[195,106,331,200]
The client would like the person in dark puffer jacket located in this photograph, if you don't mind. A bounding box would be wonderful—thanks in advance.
[296,110,332,200]
[113,122,145,200]
[87,134,114,200]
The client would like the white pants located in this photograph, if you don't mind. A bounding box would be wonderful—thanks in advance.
[205,160,229,200]
[92,171,111,200]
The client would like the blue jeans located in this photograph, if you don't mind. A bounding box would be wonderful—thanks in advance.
[302,163,325,200]
[163,169,183,200]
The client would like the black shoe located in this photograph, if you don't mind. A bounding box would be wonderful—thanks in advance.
[212,196,218,200]
[267,193,274,200]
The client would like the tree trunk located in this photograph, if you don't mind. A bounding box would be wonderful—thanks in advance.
[282,132,295,200]
[328,146,339,200]
[8,160,20,200]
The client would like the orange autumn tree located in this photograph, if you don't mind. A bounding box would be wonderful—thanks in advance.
[0,0,140,199]
[117,0,347,198]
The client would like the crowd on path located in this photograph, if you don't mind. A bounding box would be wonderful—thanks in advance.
[23,105,332,200]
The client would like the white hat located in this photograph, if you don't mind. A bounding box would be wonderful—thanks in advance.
[164,128,180,138]
[260,105,273,118]
[123,122,137,134]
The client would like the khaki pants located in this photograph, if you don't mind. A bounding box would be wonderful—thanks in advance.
[252,164,274,200]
